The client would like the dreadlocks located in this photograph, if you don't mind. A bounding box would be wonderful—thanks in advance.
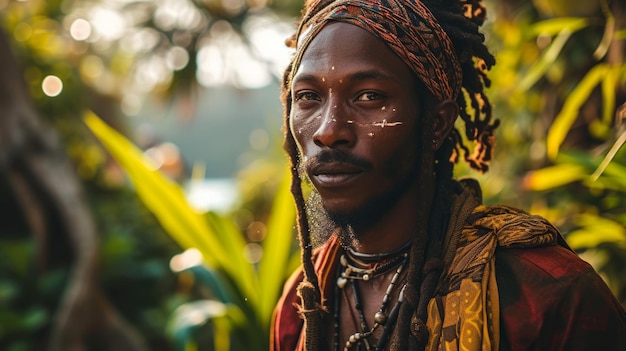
[280,0,497,350]
[431,0,499,173]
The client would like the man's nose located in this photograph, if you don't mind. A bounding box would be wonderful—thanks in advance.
[312,103,355,148]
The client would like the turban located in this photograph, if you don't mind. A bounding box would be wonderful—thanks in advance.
[284,0,498,173]
[289,0,463,102]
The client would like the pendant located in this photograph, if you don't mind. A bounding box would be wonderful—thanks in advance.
[374,311,387,325]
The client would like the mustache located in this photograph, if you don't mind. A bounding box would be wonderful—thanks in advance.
[303,149,373,172]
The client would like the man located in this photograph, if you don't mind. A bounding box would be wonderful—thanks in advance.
[271,0,626,350]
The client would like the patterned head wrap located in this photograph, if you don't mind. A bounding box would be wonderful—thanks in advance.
[284,0,498,173]
[288,0,462,102]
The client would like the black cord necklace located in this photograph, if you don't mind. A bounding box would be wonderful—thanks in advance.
[333,243,410,351]
[347,239,414,263]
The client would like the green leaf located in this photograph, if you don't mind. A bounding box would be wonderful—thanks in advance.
[592,11,614,59]
[547,64,610,159]
[530,17,589,37]
[519,28,574,90]
[185,266,239,305]
[598,161,626,190]
[167,300,246,351]
[0,281,18,303]
[600,64,624,125]
[205,212,258,307]
[258,168,297,327]
[21,307,48,329]
[592,129,626,181]
[567,214,626,250]
[522,163,587,191]
[83,111,257,305]
[519,17,591,91]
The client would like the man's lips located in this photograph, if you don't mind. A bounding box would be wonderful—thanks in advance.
[303,150,373,186]
[309,162,364,185]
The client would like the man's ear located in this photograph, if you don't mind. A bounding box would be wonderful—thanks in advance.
[432,99,459,150]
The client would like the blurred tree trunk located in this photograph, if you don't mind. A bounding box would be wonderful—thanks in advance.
[0,26,147,351]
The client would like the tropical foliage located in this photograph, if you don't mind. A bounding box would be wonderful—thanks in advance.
[0,0,624,350]
[482,0,626,301]
[84,110,298,350]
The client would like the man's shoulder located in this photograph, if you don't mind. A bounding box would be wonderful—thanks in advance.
[494,241,616,324]
[495,242,626,350]
[495,243,593,283]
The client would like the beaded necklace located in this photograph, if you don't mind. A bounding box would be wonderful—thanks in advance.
[333,242,411,351]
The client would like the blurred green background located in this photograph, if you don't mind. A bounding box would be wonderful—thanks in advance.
[0,0,624,350]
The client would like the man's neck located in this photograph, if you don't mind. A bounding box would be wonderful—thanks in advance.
[347,180,430,254]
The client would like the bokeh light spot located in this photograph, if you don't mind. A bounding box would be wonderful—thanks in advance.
[170,248,204,272]
[246,221,267,242]
[166,46,189,71]
[243,243,263,264]
[42,75,63,97]
[90,8,125,41]
[70,18,92,41]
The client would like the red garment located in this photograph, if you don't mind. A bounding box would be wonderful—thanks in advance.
[270,267,305,351]
[270,236,340,351]
[495,245,626,350]
[271,242,626,351]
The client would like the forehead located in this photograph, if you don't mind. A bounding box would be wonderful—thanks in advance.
[293,22,414,84]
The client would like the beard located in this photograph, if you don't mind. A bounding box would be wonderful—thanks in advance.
[305,190,349,248]
[304,158,421,250]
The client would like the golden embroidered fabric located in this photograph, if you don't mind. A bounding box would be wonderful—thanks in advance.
[425,180,560,351]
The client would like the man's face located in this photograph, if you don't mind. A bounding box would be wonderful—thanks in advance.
[290,22,425,225]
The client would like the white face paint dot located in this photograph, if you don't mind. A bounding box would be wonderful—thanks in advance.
[368,132,374,137]
[381,106,386,111]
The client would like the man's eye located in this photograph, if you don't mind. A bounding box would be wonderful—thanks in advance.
[357,92,382,101]
[295,91,320,102]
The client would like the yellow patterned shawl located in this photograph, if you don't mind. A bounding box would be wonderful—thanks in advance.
[425,179,560,351]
